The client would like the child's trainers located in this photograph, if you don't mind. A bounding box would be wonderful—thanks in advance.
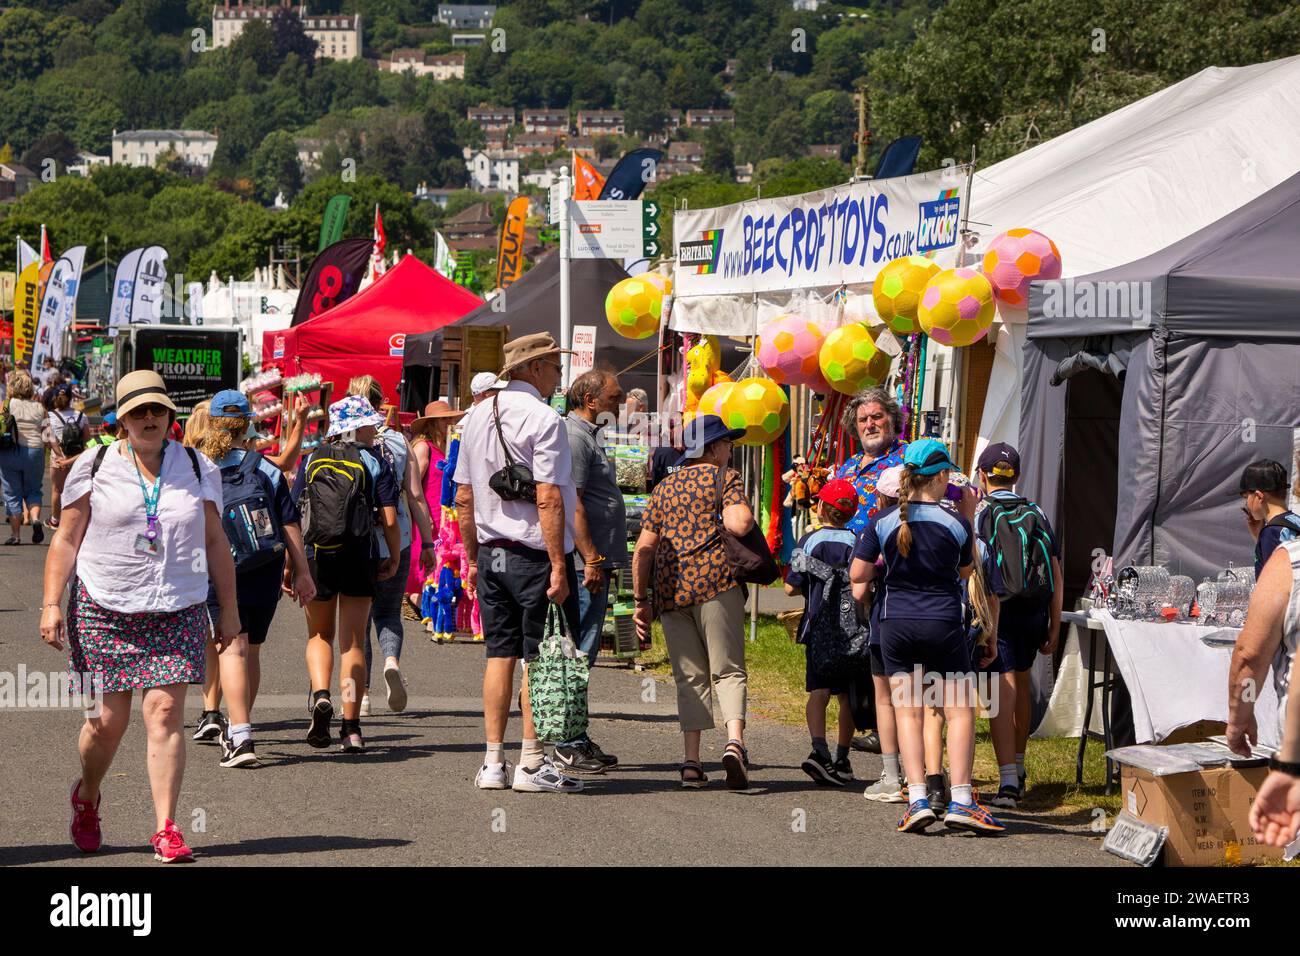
[944,797,1006,833]
[897,798,937,833]
[989,784,1019,809]
[150,820,194,862]
[832,754,855,781]
[800,750,847,787]
[863,771,906,803]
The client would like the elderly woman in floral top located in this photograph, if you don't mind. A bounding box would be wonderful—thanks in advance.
[632,415,757,790]
[836,386,908,533]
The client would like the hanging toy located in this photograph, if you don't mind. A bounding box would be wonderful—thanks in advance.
[683,334,732,424]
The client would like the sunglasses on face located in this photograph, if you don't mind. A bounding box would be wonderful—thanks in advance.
[126,403,169,420]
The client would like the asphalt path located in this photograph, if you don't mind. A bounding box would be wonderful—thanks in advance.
[0,531,1119,867]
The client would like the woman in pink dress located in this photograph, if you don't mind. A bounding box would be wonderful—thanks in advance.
[405,402,463,615]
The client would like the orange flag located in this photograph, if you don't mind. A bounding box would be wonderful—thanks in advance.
[572,153,606,200]
[495,196,530,290]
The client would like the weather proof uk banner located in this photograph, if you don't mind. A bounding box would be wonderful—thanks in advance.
[672,167,968,297]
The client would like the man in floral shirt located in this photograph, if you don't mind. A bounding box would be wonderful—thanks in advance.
[836,386,908,533]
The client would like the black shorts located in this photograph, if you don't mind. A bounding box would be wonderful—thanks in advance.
[804,648,850,694]
[308,545,378,602]
[997,600,1051,672]
[208,601,279,645]
[869,643,887,678]
[879,617,973,678]
[477,543,579,661]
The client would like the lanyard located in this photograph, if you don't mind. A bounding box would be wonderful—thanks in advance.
[129,442,164,540]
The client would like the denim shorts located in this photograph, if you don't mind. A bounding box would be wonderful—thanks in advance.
[0,446,44,514]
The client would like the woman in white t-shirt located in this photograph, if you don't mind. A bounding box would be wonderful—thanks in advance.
[39,371,239,864]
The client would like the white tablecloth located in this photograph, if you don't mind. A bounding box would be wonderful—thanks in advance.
[1036,610,1280,746]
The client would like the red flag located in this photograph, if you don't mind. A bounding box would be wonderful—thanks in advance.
[39,225,51,264]
[371,205,387,277]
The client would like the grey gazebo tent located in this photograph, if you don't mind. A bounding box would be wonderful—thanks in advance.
[1019,169,1300,593]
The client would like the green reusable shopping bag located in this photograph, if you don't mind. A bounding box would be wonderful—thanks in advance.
[527,604,590,743]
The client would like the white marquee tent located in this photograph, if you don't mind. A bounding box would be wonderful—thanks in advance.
[970,54,1300,460]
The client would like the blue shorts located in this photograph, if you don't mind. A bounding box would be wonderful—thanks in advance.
[975,634,1012,674]
[804,648,849,694]
[997,601,1050,672]
[0,446,44,514]
[879,617,972,678]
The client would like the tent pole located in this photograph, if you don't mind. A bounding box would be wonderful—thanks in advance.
[559,164,572,390]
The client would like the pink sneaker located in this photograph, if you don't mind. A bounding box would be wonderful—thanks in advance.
[69,779,102,853]
[150,820,194,863]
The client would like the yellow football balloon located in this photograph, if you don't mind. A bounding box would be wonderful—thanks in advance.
[918,268,995,347]
[872,255,942,335]
[720,376,789,446]
[605,276,664,340]
[818,323,894,395]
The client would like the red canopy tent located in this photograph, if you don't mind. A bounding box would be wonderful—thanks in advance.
[264,255,481,404]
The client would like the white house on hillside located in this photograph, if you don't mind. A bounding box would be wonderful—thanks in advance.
[464,148,519,193]
[112,130,219,169]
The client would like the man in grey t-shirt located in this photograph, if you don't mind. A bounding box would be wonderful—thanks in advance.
[564,370,629,668]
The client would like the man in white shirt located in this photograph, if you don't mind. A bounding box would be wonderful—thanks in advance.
[455,332,583,794]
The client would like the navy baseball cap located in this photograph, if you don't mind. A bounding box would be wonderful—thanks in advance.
[209,389,251,418]
[977,442,1021,480]
[676,414,747,466]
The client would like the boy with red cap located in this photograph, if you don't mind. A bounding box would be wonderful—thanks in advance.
[785,478,861,785]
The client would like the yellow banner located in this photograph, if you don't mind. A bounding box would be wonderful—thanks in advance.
[495,196,530,290]
[13,261,41,369]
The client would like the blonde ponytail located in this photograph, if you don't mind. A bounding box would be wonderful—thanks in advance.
[896,465,918,557]
[967,557,995,648]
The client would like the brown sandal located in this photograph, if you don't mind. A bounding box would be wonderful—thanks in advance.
[722,740,750,790]
[679,760,708,789]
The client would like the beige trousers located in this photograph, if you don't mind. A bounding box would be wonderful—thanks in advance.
[660,585,747,732]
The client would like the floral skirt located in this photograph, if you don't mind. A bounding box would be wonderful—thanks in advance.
[67,579,209,693]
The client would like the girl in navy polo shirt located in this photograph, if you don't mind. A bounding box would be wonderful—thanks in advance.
[850,439,1004,835]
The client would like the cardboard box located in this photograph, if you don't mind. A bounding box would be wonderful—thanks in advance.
[1118,763,1283,866]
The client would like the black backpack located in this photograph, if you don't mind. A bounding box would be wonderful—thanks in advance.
[300,442,374,551]
[791,547,872,679]
[0,401,17,451]
[977,494,1055,601]
[56,410,86,457]
[219,451,285,573]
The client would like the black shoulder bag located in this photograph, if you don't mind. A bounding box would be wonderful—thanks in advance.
[713,464,779,585]
[487,392,538,503]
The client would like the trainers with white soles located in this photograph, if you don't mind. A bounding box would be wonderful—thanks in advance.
[475,760,513,790]
[512,756,584,793]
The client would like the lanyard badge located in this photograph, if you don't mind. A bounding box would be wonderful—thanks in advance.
[129,444,164,551]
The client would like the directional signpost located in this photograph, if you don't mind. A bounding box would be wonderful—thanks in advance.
[642,200,661,258]
[567,200,661,259]
[557,178,663,386]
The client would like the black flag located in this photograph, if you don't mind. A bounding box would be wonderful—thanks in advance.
[291,237,373,327]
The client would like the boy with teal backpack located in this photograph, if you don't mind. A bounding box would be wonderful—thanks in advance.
[974,442,1063,808]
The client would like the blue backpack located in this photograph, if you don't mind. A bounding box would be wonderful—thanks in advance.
[220,451,285,573]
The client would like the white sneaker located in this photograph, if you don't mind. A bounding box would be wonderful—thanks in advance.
[359,694,371,717]
[863,771,907,803]
[383,663,407,712]
[475,760,513,790]
[512,755,584,793]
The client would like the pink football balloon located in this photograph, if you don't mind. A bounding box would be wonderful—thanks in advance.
[980,228,1062,308]
[756,314,829,390]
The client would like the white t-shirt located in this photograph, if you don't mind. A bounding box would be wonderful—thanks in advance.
[454,379,576,552]
[63,441,223,613]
